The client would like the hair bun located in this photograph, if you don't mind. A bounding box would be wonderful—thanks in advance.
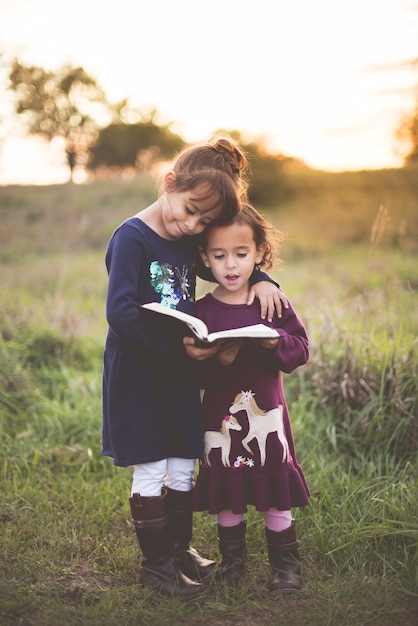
[210,136,248,177]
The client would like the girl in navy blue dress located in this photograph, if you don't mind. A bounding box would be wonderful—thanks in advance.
[102,137,287,597]
[185,204,309,593]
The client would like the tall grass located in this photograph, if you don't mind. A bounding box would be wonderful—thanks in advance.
[0,172,417,625]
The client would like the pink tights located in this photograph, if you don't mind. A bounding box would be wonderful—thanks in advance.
[217,508,292,532]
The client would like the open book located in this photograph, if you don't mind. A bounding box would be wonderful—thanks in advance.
[139,301,280,345]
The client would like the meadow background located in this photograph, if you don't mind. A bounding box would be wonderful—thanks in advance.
[0,167,417,625]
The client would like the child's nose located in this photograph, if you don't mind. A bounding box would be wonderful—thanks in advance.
[184,215,201,233]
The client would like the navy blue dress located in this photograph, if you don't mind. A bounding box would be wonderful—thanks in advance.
[102,217,204,467]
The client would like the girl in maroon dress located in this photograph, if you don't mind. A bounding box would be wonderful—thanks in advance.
[185,204,310,593]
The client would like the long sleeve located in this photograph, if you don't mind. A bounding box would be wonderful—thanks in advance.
[269,303,309,373]
[194,295,308,389]
[105,222,185,354]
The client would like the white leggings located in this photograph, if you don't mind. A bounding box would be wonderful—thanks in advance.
[217,508,292,532]
[131,458,196,496]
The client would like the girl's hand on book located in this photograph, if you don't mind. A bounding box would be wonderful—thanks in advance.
[183,336,220,360]
[259,337,280,350]
[216,339,242,366]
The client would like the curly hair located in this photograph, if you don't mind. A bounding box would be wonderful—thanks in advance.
[235,203,284,270]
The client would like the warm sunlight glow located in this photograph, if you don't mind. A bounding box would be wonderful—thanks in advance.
[0,0,417,184]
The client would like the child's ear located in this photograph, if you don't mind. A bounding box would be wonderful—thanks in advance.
[199,246,210,267]
[164,170,176,191]
[255,243,267,265]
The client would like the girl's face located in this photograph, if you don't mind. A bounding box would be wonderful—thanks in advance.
[200,222,266,297]
[161,178,223,240]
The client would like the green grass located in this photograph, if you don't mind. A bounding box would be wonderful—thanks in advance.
[0,171,417,625]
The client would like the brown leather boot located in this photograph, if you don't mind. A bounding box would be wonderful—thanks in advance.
[215,521,247,584]
[265,521,303,593]
[129,488,204,598]
[166,487,215,581]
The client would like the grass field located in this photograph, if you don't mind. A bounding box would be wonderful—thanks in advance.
[0,169,417,625]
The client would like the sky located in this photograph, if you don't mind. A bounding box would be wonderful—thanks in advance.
[0,0,417,184]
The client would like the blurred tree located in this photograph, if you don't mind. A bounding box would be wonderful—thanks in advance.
[8,59,111,179]
[0,51,13,152]
[209,129,306,206]
[244,139,306,206]
[87,110,185,172]
[397,100,418,166]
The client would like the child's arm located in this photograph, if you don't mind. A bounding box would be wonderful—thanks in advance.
[264,303,309,372]
[183,336,220,360]
[215,339,242,366]
[183,337,242,365]
[248,279,288,322]
[258,337,280,351]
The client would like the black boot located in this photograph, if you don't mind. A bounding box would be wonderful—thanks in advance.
[129,488,204,598]
[265,522,303,593]
[215,521,247,584]
[166,487,215,581]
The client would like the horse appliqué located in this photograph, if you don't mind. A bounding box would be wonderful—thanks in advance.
[204,415,242,467]
[229,390,290,466]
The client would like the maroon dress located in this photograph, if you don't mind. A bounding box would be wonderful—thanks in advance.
[193,293,310,514]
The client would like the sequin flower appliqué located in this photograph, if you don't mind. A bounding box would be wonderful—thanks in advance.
[149,261,191,308]
[234,456,255,468]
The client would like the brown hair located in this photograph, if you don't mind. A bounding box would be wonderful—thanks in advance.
[166,135,249,223]
[202,203,284,271]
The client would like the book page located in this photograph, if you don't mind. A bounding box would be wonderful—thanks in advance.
[140,302,209,341]
[139,302,279,344]
[207,324,279,343]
